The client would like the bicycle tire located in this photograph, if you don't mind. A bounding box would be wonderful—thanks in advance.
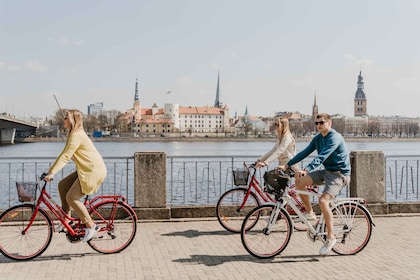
[0,204,53,261]
[323,202,373,255]
[241,204,293,259]
[216,187,260,233]
[88,201,137,254]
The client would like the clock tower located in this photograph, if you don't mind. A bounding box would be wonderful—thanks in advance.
[354,71,367,117]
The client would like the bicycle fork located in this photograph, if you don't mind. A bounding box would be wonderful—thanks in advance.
[263,202,282,235]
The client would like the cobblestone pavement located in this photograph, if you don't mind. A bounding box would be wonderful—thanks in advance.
[1,215,419,280]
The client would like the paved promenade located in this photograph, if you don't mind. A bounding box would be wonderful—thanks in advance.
[1,215,419,280]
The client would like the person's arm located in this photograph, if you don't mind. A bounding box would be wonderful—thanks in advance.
[48,133,82,176]
[260,135,294,167]
[286,138,316,167]
[258,142,279,167]
[305,132,339,172]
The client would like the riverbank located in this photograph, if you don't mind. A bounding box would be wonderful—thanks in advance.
[23,135,420,143]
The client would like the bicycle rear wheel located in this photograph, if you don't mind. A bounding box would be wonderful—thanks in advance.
[216,187,260,233]
[88,201,137,254]
[241,205,292,259]
[0,205,53,261]
[325,202,373,255]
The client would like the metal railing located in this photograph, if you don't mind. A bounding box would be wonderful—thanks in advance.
[1,154,420,210]
[386,155,420,201]
[0,156,134,209]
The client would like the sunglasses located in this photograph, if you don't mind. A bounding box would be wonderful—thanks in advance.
[314,121,325,125]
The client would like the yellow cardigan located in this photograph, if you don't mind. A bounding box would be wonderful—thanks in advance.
[49,129,107,195]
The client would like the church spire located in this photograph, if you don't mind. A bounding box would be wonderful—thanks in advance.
[214,69,222,108]
[312,92,318,117]
[134,77,139,101]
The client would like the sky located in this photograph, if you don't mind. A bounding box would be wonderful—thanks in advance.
[1,0,420,120]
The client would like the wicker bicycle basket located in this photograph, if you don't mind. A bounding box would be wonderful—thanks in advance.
[233,169,250,186]
[16,182,38,202]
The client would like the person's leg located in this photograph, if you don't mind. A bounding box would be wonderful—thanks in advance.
[66,178,94,227]
[295,175,314,215]
[319,171,350,255]
[58,171,78,217]
[319,192,334,238]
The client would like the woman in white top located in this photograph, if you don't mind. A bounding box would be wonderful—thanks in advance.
[256,118,297,170]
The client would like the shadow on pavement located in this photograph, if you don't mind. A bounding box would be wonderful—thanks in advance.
[173,254,322,266]
[161,229,234,238]
[0,252,98,263]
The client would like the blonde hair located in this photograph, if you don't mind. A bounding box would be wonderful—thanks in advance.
[65,109,84,136]
[277,118,292,143]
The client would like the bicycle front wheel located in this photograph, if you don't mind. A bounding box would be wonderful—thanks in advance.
[325,202,373,255]
[241,205,293,259]
[0,205,53,261]
[88,201,137,254]
[216,187,260,233]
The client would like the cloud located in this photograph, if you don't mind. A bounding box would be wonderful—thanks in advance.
[47,36,83,46]
[25,60,48,72]
[392,77,420,91]
[8,65,23,72]
[0,62,5,69]
[175,76,192,85]
[344,54,374,69]
[344,54,356,61]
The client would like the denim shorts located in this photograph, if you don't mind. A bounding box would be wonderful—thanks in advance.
[308,170,350,197]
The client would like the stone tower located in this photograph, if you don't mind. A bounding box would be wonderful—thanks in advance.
[133,77,141,122]
[354,71,367,117]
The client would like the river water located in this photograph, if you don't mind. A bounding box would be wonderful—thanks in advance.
[1,139,420,208]
[1,139,420,157]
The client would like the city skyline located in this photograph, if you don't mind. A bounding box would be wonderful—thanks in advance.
[2,1,420,119]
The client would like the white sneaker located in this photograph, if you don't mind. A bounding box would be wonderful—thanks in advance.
[82,225,99,242]
[319,238,337,255]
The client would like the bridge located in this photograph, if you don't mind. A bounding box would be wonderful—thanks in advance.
[0,115,37,144]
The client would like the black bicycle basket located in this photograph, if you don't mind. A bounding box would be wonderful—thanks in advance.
[263,170,290,195]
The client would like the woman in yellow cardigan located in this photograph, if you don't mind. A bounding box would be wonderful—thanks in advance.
[45,109,107,242]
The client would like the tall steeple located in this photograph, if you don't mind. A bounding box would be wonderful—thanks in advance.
[133,77,141,123]
[354,71,367,117]
[312,92,318,117]
[214,69,223,108]
[134,77,139,101]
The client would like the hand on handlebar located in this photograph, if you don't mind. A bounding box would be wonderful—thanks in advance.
[255,161,266,168]
[42,173,54,182]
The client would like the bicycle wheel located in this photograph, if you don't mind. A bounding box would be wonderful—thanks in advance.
[323,202,373,255]
[216,187,260,233]
[0,205,53,261]
[241,205,293,259]
[88,201,137,254]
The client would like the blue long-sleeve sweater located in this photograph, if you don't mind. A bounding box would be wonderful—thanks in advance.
[287,128,350,176]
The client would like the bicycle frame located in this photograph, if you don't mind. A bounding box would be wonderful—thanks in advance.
[238,167,275,209]
[239,164,311,211]
[23,180,136,237]
[268,187,368,237]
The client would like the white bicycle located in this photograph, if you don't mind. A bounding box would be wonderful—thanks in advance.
[240,169,375,259]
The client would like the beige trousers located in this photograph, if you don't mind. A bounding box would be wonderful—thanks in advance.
[58,171,92,224]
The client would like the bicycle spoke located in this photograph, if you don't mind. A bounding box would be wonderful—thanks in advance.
[88,201,137,254]
[331,203,372,255]
[241,205,292,259]
[217,188,259,233]
[0,205,52,261]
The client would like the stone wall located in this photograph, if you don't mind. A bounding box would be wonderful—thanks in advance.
[133,151,420,220]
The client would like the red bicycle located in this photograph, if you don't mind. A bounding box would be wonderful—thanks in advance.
[0,173,138,261]
[216,163,318,233]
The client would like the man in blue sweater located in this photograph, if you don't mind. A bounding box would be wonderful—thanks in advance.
[284,113,351,255]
